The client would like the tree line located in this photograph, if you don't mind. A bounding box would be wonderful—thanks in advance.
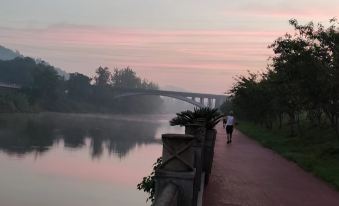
[229,18,339,136]
[0,57,162,113]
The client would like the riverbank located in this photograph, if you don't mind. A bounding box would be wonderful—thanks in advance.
[236,121,339,190]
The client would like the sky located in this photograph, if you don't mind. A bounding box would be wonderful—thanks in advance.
[0,0,338,94]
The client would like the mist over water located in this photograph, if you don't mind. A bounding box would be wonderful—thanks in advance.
[0,113,184,206]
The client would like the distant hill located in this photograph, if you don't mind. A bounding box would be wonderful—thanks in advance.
[0,45,69,79]
[0,45,22,60]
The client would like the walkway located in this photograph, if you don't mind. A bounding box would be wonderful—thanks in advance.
[203,124,339,206]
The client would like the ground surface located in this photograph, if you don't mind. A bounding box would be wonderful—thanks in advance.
[203,124,339,206]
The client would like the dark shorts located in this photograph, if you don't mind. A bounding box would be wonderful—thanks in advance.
[226,125,234,134]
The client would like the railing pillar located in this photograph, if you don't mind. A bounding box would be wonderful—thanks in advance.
[153,182,179,206]
[185,123,206,206]
[215,97,225,109]
[155,134,196,206]
[188,118,216,185]
[204,129,217,184]
[207,98,211,108]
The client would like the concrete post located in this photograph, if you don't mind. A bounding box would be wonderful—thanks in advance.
[155,134,196,206]
[204,129,217,184]
[154,182,179,206]
[160,134,195,171]
[192,118,207,170]
[185,123,206,205]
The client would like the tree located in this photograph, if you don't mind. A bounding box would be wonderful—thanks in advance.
[94,66,111,87]
[67,73,92,100]
[230,18,339,136]
[111,67,141,88]
[29,62,62,105]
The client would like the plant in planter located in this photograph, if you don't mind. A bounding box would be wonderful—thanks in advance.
[170,107,224,129]
[170,107,223,184]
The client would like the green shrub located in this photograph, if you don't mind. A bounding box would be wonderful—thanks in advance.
[137,157,162,203]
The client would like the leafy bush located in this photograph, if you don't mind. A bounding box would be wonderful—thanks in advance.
[137,157,162,203]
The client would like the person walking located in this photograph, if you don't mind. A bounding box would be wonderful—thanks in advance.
[223,111,235,144]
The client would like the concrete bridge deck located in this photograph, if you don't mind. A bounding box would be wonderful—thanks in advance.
[113,88,227,108]
[203,124,339,206]
[0,82,21,89]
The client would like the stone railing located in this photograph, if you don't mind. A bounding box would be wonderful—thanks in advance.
[153,182,179,206]
[153,122,217,206]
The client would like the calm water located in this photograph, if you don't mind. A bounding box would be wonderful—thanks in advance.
[0,113,184,206]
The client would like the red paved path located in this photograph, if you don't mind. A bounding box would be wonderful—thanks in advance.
[203,124,339,206]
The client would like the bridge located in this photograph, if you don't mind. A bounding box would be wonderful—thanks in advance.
[0,82,227,108]
[0,82,21,93]
[0,82,21,89]
[113,88,227,108]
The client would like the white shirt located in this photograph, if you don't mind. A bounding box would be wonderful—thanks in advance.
[226,115,234,126]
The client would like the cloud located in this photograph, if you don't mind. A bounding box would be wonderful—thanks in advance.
[1,0,339,93]
[223,1,339,20]
[0,24,277,93]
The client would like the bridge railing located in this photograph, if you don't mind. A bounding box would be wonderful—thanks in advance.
[154,122,217,206]
[0,82,21,89]
[112,88,227,109]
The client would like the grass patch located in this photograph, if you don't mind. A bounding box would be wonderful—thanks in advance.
[237,121,339,190]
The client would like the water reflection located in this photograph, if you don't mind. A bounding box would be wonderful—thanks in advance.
[0,113,164,158]
[0,113,184,206]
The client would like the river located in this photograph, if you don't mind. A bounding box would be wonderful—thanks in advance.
[0,113,184,206]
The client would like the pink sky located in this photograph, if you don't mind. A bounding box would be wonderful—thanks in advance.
[0,0,338,93]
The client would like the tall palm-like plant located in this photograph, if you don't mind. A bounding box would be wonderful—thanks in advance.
[170,107,224,129]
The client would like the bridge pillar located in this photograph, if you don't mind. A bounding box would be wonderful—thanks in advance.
[215,97,225,109]
[200,97,204,105]
[207,98,212,108]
